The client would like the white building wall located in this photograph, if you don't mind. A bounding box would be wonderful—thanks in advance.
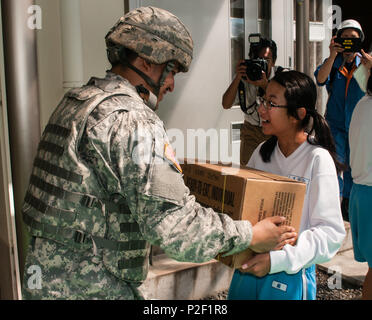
[132,0,243,162]
[35,0,124,130]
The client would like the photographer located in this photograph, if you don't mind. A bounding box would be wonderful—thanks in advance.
[222,35,282,166]
[314,19,366,221]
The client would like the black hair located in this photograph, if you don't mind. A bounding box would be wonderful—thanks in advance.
[108,45,138,68]
[259,70,345,173]
[249,38,277,62]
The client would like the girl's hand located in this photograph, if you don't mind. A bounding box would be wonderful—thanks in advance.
[273,231,298,251]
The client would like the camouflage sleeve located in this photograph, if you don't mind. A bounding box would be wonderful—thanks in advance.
[87,107,252,263]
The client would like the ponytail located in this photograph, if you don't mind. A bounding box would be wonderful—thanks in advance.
[307,111,346,173]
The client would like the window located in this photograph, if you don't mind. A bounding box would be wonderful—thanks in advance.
[258,0,271,38]
[229,0,245,81]
[231,121,244,143]
[229,0,272,81]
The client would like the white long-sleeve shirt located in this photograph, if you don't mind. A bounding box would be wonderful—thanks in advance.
[248,140,346,274]
[349,94,372,186]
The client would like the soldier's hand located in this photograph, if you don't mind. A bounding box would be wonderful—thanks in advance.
[249,216,297,253]
[240,252,271,277]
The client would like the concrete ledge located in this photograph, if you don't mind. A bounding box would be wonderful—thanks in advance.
[139,254,234,300]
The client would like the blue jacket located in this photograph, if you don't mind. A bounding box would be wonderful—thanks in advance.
[314,54,365,131]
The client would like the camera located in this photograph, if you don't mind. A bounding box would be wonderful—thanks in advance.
[335,37,362,52]
[241,33,269,81]
[242,58,268,81]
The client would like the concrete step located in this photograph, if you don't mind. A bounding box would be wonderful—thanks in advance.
[139,254,233,300]
[339,221,353,253]
[317,249,369,287]
[318,221,369,288]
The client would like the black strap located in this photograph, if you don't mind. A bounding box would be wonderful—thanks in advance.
[29,174,131,215]
[238,81,247,113]
[24,192,76,222]
[34,158,83,184]
[44,124,71,138]
[30,175,98,208]
[117,46,161,96]
[238,81,258,115]
[38,141,64,156]
[23,212,146,252]
[118,257,145,270]
[104,202,131,214]
[120,223,140,233]
[93,237,146,251]
[23,212,79,240]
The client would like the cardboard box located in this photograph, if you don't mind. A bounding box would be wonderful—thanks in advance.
[181,161,306,269]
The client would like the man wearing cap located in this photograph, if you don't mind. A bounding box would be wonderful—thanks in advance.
[21,7,296,300]
[315,19,367,221]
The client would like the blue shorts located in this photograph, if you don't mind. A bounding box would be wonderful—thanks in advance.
[228,265,316,300]
[349,184,372,267]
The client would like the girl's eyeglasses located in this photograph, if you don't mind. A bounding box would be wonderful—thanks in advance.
[257,96,288,111]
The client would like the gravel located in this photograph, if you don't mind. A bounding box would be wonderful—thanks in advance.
[202,267,362,300]
[316,268,362,300]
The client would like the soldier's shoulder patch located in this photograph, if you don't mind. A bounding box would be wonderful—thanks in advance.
[164,143,182,174]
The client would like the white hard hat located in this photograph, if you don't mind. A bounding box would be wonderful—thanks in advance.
[337,19,365,42]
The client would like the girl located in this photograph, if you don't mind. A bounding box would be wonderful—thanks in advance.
[228,70,346,300]
[349,50,372,300]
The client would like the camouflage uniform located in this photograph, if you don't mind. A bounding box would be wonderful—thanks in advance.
[21,7,253,300]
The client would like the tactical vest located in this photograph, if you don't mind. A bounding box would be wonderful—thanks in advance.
[22,80,151,283]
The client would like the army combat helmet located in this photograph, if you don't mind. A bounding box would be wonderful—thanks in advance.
[105,6,193,97]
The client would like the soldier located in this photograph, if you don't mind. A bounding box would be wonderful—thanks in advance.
[22,6,296,299]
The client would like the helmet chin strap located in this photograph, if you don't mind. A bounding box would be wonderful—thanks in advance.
[117,47,175,110]
[135,84,158,111]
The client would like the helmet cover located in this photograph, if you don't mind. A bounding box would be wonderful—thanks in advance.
[106,7,193,72]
